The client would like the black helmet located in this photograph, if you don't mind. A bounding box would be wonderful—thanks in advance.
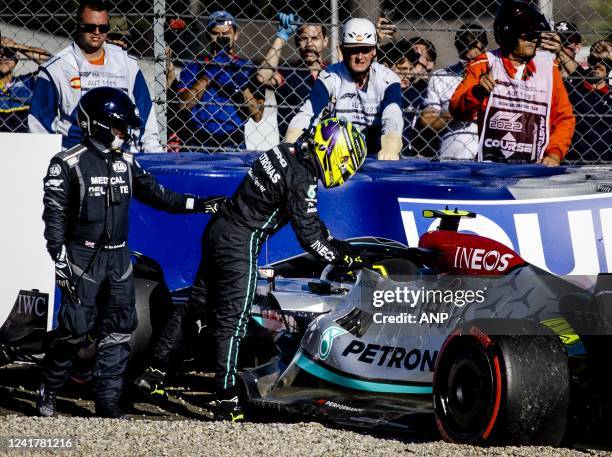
[494,0,550,51]
[77,87,141,146]
[454,23,488,58]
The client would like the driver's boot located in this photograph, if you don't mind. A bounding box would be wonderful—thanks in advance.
[134,366,169,403]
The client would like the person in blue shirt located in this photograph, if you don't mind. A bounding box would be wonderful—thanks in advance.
[0,39,49,132]
[173,11,262,151]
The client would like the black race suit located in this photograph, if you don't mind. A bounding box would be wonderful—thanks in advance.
[152,143,349,397]
[42,142,199,405]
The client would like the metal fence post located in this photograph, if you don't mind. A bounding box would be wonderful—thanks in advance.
[331,0,339,63]
[153,0,167,146]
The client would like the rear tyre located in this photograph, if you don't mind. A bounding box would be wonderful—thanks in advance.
[433,325,569,446]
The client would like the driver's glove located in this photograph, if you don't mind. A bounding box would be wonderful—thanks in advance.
[193,196,229,214]
[55,246,80,303]
[329,238,354,259]
[342,254,365,269]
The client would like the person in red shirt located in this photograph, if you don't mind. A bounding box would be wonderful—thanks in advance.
[450,0,575,166]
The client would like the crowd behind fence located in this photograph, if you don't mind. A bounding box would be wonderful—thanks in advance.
[0,0,611,163]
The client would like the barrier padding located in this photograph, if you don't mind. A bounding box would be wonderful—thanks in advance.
[129,154,612,290]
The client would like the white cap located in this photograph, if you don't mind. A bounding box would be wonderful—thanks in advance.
[342,18,377,46]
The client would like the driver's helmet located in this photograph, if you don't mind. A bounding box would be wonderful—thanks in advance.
[77,87,142,146]
[301,117,367,188]
[493,0,550,51]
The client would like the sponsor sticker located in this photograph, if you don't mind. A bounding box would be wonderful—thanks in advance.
[69,76,81,89]
[112,161,128,173]
[48,164,61,177]
[318,326,348,360]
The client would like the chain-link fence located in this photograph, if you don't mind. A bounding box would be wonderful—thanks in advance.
[1,0,611,162]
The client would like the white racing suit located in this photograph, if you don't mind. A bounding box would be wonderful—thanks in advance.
[28,42,162,153]
[287,61,404,155]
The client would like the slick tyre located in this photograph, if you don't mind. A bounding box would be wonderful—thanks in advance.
[433,325,569,446]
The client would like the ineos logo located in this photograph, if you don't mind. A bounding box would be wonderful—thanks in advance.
[453,247,514,272]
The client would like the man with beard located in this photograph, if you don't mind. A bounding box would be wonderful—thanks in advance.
[450,0,574,165]
[256,13,329,139]
[286,18,403,160]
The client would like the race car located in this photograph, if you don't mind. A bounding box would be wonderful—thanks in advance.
[237,209,612,446]
[2,208,611,446]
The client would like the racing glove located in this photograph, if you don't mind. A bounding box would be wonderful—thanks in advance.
[276,12,301,42]
[341,254,365,269]
[193,196,229,214]
[54,246,80,303]
[329,238,355,258]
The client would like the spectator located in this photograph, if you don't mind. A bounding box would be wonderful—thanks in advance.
[379,39,434,156]
[551,21,582,78]
[0,35,50,66]
[172,10,262,151]
[256,13,328,139]
[106,16,131,51]
[420,24,488,160]
[0,39,49,132]
[28,0,163,152]
[375,15,397,47]
[286,18,403,160]
[565,40,612,163]
[450,0,575,166]
[406,37,437,83]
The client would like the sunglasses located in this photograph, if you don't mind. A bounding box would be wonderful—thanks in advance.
[343,45,375,55]
[519,32,542,42]
[78,23,110,33]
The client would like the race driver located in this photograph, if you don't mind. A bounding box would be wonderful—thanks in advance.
[135,117,367,421]
[38,87,226,419]
[449,0,575,165]
[285,18,404,160]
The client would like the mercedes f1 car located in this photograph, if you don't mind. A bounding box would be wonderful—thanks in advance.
[237,209,612,446]
[2,209,611,446]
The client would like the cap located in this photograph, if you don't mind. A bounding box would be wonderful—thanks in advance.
[207,10,237,31]
[554,21,581,46]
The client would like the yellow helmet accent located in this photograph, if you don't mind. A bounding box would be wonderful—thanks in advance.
[311,117,367,188]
